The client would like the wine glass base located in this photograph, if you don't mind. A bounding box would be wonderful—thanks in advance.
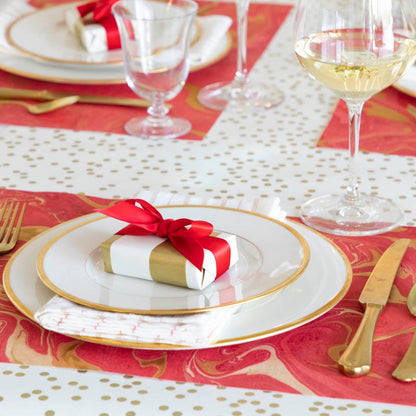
[300,193,403,236]
[197,80,284,111]
[125,116,191,139]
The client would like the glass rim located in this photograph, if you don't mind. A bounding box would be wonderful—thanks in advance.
[112,0,199,21]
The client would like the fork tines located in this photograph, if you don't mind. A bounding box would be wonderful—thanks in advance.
[0,201,26,253]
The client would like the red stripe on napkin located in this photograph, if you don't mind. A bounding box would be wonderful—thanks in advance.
[1,1,292,140]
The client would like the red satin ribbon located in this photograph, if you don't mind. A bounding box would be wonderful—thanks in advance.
[97,199,232,275]
[77,0,121,50]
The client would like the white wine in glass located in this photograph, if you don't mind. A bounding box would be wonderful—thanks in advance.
[294,0,416,236]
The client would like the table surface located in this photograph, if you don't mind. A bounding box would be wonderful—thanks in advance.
[0,0,416,415]
[0,0,414,227]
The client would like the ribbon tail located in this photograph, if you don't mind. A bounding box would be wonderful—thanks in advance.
[201,236,231,278]
[171,236,205,271]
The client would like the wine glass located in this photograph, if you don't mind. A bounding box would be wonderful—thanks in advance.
[112,0,198,139]
[197,0,284,111]
[294,0,416,235]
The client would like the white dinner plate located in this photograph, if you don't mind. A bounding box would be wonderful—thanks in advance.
[35,207,309,314]
[2,4,231,84]
[394,65,416,97]
[3,214,351,349]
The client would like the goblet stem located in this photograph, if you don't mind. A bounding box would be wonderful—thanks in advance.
[345,100,364,202]
[234,0,250,86]
[146,94,170,128]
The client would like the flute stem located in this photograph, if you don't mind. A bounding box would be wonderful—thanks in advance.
[234,0,250,87]
[345,100,364,202]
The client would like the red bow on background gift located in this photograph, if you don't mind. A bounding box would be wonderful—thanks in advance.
[97,199,232,274]
[77,0,121,49]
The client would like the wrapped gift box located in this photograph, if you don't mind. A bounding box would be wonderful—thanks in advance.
[65,2,121,53]
[101,231,238,290]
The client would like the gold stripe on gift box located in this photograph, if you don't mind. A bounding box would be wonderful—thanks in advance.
[149,240,188,287]
[101,235,122,274]
[101,235,188,287]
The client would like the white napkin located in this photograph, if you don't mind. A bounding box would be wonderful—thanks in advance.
[34,192,286,348]
[189,16,232,65]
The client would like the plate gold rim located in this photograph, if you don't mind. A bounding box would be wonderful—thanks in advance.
[35,205,310,315]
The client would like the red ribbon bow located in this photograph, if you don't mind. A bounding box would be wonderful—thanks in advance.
[97,199,231,274]
[77,0,121,50]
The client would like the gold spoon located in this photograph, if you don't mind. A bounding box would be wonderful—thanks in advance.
[0,95,80,114]
[392,284,416,381]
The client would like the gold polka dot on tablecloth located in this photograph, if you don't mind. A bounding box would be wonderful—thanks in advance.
[0,363,406,415]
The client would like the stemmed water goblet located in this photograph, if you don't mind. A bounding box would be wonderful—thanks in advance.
[197,0,284,111]
[294,0,416,235]
[112,0,198,139]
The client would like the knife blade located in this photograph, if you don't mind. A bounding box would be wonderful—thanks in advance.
[0,88,151,108]
[338,238,410,377]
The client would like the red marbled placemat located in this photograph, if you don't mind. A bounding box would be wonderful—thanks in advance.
[0,1,292,140]
[318,87,416,156]
[0,188,415,406]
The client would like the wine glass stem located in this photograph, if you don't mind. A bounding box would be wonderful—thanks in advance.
[345,100,364,202]
[234,0,250,88]
[147,94,169,126]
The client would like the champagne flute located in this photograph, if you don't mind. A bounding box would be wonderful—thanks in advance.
[197,0,284,111]
[294,0,416,235]
[112,0,198,139]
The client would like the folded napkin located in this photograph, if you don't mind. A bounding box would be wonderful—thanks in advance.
[189,16,232,65]
[34,192,286,348]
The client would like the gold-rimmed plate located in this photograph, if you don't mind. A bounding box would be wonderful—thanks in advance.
[3,3,232,84]
[35,206,309,314]
[6,3,206,67]
[4,214,351,349]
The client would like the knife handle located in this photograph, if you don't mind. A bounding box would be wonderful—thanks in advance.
[338,303,383,377]
[392,332,416,382]
[0,88,53,100]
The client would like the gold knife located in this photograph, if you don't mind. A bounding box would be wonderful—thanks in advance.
[0,87,151,108]
[338,238,411,377]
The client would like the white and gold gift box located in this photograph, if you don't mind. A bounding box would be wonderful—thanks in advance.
[65,7,111,53]
[101,232,239,290]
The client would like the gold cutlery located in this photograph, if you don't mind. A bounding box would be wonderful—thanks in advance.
[0,87,152,108]
[407,104,416,119]
[392,283,416,382]
[0,96,80,114]
[338,239,411,377]
[0,201,26,254]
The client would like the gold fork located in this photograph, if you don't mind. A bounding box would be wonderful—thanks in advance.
[0,201,26,253]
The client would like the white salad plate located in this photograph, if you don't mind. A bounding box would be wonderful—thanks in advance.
[35,206,309,314]
[2,4,231,84]
[4,210,351,350]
